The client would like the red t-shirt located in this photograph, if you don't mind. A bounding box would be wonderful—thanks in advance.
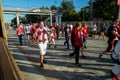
[17,27,23,35]
[71,28,83,47]
[82,27,88,37]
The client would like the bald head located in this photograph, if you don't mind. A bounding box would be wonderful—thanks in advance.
[39,21,44,28]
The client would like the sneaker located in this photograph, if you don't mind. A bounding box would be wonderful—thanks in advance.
[81,55,86,58]
[75,63,82,67]
[64,42,66,46]
[40,64,44,68]
[48,45,51,47]
[84,46,87,48]
[43,60,47,63]
[67,47,70,49]
[54,45,57,48]
[99,53,103,59]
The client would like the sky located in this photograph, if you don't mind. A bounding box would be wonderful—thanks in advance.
[2,0,89,23]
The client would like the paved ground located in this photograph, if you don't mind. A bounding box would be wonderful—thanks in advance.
[7,30,114,80]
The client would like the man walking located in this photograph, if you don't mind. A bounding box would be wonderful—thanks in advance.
[70,22,83,67]
[33,21,48,68]
[99,20,120,59]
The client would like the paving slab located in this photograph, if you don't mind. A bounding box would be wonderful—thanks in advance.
[7,30,113,80]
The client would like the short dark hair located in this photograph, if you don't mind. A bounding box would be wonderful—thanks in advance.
[75,22,81,28]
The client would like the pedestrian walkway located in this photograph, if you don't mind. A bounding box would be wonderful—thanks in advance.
[7,30,113,80]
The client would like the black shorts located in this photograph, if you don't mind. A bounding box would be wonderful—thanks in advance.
[26,33,31,35]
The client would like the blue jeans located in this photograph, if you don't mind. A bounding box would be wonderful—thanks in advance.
[83,37,87,47]
[65,36,70,49]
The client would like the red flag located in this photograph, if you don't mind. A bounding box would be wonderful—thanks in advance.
[118,0,120,6]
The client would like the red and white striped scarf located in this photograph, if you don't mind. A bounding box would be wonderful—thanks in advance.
[35,27,48,43]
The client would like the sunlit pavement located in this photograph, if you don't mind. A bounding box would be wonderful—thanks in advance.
[7,29,113,80]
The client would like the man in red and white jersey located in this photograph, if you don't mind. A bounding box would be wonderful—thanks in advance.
[33,21,48,68]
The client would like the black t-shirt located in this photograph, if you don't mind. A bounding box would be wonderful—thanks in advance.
[64,26,71,36]
[108,25,116,41]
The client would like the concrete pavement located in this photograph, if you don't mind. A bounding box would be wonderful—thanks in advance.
[7,30,114,80]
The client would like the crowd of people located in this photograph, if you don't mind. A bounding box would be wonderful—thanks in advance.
[9,20,120,79]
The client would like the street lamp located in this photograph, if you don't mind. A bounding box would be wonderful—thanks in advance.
[118,0,120,20]
[89,0,93,21]
[81,8,85,22]
[28,0,30,8]
[83,9,84,22]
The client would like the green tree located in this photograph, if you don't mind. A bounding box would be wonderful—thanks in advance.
[93,0,118,20]
[50,5,58,10]
[78,7,90,21]
[11,17,17,24]
[25,15,49,23]
[11,16,28,24]
[59,0,76,21]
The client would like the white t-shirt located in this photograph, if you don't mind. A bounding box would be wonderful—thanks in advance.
[112,40,120,75]
[26,25,31,33]
[92,24,97,31]
[70,24,73,30]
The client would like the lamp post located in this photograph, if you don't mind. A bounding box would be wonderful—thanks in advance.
[28,0,30,8]
[83,9,84,22]
[118,0,120,19]
[89,0,93,21]
[118,7,120,20]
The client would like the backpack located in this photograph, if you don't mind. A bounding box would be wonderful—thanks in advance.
[110,40,120,64]
[110,50,120,64]
[105,26,111,37]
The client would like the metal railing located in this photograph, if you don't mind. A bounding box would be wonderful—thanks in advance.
[3,6,57,15]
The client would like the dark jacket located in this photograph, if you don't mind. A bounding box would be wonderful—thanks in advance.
[64,26,71,37]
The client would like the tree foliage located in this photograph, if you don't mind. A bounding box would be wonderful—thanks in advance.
[50,5,58,10]
[93,0,118,20]
[11,0,119,24]
[11,16,27,24]
[59,0,77,21]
